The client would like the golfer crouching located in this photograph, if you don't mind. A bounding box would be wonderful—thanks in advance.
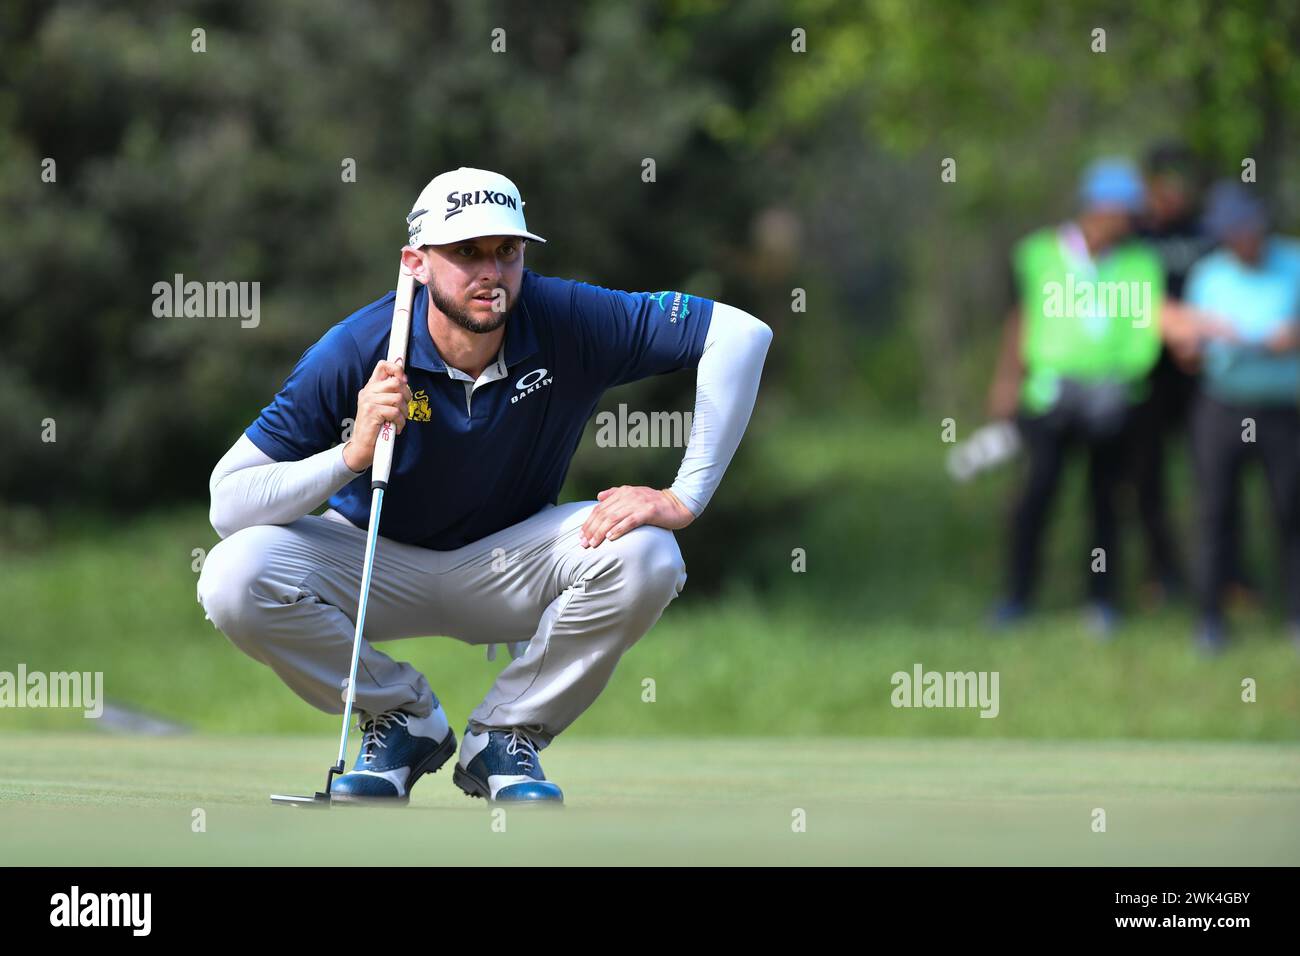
[197,168,772,804]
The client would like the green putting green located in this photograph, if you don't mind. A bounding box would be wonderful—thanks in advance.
[1,734,1296,865]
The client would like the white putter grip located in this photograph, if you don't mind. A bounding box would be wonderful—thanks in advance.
[369,266,416,490]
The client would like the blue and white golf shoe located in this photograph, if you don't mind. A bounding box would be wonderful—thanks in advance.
[453,727,564,804]
[330,705,457,804]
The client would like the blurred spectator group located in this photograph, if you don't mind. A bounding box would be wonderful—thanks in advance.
[986,145,1300,653]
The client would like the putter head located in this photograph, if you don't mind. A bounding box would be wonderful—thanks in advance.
[270,792,332,808]
[270,762,345,807]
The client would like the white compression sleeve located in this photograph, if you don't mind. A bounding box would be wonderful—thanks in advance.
[208,433,364,539]
[668,302,773,516]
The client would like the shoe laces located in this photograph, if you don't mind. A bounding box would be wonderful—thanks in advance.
[503,728,540,773]
[359,711,409,765]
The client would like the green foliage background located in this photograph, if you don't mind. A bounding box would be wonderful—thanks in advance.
[2,1,1299,737]
[6,1,1294,512]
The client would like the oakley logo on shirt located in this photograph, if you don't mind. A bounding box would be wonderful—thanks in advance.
[511,367,553,404]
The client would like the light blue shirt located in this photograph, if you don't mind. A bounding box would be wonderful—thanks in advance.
[1185,237,1300,405]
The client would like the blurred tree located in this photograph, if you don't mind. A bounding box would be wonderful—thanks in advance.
[738,0,1300,410]
[2,0,1296,553]
[0,0,744,509]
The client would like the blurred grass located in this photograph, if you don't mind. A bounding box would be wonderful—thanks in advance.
[1,416,1297,738]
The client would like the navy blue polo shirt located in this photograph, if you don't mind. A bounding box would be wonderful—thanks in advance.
[244,269,714,549]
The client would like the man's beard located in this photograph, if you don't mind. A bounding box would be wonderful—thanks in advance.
[429,280,511,334]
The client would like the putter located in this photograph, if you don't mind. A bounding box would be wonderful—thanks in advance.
[272,262,416,808]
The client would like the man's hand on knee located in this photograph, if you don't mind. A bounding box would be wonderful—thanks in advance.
[578,485,695,548]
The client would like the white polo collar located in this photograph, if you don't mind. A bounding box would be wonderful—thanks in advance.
[441,344,508,388]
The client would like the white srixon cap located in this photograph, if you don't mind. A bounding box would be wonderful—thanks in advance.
[406,168,547,247]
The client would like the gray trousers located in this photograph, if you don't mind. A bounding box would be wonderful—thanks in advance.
[197,501,687,748]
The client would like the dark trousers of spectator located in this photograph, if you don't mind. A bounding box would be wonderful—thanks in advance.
[1006,407,1129,607]
[1190,392,1300,626]
[1126,347,1193,588]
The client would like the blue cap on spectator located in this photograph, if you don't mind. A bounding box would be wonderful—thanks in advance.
[1201,180,1267,240]
[1078,158,1145,213]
